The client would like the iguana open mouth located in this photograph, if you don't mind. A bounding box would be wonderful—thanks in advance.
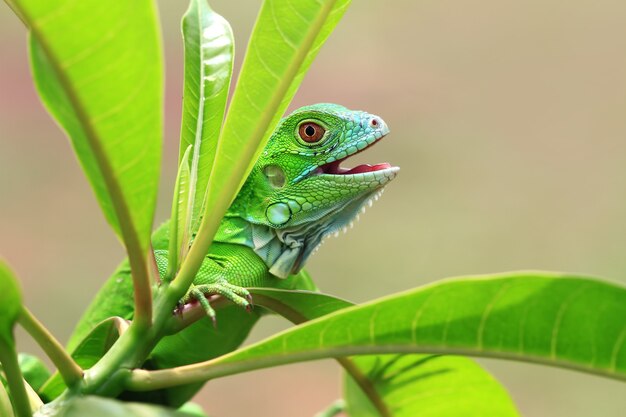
[316,133,393,175]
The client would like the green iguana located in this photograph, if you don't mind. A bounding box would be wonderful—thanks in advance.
[64,103,398,404]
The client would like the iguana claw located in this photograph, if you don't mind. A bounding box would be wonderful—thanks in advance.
[181,281,252,325]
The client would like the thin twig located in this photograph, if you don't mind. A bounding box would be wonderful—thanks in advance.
[18,307,83,386]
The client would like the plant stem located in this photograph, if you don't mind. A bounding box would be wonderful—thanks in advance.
[0,340,32,417]
[17,307,83,387]
[81,320,152,396]
[81,282,182,397]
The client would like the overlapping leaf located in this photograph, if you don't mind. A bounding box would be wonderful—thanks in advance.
[179,0,234,231]
[162,273,626,385]
[15,0,163,261]
[344,354,519,417]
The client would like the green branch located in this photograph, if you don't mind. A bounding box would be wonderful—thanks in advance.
[18,307,83,387]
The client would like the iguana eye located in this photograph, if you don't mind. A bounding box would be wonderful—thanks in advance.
[298,122,325,143]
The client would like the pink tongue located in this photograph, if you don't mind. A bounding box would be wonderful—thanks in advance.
[345,163,391,174]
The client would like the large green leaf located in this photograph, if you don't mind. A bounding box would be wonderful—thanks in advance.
[35,396,203,417]
[252,289,519,417]
[344,354,519,417]
[179,0,234,231]
[11,0,162,263]
[132,272,626,388]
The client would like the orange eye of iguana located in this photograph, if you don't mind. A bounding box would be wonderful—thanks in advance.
[298,122,326,143]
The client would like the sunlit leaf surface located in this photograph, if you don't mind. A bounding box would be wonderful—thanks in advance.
[201,272,626,384]
[16,0,163,256]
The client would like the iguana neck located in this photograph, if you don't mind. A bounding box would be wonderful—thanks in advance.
[214,182,381,278]
[213,216,318,279]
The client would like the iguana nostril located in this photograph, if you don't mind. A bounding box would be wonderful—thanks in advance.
[369,117,380,128]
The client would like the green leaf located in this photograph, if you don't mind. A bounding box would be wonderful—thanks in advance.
[167,146,193,280]
[40,317,127,401]
[12,0,163,260]
[252,289,518,417]
[173,272,626,384]
[18,354,50,392]
[179,0,234,231]
[35,396,203,417]
[344,354,519,417]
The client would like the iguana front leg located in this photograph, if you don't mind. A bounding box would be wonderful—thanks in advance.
[154,243,276,324]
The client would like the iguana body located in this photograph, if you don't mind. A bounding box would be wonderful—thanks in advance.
[66,103,398,404]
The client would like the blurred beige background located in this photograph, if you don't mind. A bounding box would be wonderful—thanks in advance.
[2,0,626,416]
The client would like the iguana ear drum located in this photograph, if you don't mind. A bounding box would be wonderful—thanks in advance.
[263,165,286,188]
[266,202,291,225]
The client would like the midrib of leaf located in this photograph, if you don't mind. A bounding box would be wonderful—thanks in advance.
[218,0,341,187]
[168,343,626,385]
[339,358,391,417]
[15,6,152,325]
[184,3,208,239]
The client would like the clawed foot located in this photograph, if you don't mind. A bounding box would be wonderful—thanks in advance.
[179,281,253,326]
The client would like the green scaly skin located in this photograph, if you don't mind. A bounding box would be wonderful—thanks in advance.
[64,103,398,403]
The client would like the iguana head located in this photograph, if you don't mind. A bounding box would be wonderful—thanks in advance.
[226,103,399,276]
